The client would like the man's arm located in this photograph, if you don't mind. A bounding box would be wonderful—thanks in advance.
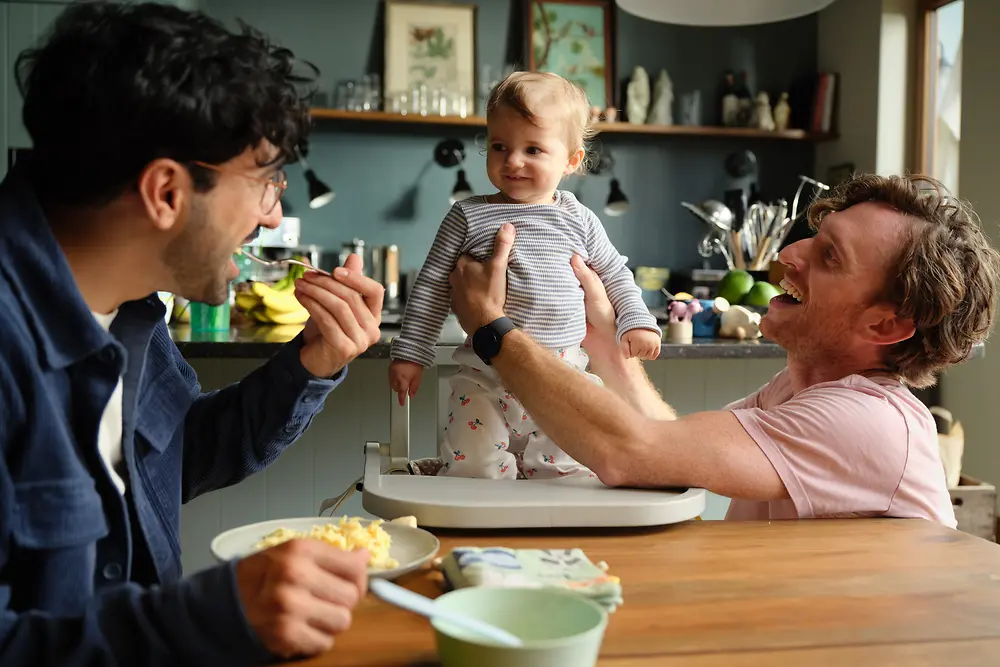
[447,225,785,500]
[177,255,382,501]
[491,330,787,499]
[588,349,677,421]
[176,329,342,501]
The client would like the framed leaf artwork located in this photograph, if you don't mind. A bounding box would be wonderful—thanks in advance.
[526,0,614,108]
[383,1,477,105]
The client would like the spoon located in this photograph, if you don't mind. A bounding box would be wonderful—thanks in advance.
[236,248,332,277]
[368,579,524,648]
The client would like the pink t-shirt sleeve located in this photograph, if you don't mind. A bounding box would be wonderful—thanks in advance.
[730,380,909,518]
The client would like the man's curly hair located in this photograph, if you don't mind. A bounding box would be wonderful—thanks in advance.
[15,1,317,205]
[808,173,1000,388]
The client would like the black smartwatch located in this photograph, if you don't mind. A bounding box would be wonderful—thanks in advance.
[471,317,517,365]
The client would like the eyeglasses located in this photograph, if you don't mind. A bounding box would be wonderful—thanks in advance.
[192,161,288,215]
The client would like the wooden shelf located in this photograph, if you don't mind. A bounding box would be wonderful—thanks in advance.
[308,108,835,142]
[309,108,486,127]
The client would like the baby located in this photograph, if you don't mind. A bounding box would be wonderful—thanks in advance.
[389,71,661,480]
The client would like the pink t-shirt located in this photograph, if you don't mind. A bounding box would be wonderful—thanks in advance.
[725,368,956,527]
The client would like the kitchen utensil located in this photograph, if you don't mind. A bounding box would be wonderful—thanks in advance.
[790,174,831,227]
[697,232,715,259]
[369,579,524,648]
[768,176,831,262]
[339,238,368,274]
[681,201,729,233]
[371,245,401,309]
[236,249,332,277]
[431,587,608,667]
[712,237,735,269]
[701,199,735,231]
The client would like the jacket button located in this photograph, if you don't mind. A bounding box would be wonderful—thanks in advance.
[102,562,123,580]
[99,348,117,364]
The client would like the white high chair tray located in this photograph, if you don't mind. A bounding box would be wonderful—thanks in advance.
[360,398,706,529]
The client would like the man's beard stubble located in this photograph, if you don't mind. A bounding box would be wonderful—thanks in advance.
[163,198,230,306]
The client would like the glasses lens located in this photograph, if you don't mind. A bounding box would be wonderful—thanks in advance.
[262,174,284,215]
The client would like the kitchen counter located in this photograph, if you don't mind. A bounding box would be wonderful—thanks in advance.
[169,321,796,361]
[169,322,987,362]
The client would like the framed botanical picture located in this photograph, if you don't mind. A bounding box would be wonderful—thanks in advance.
[526,0,614,108]
[384,1,477,103]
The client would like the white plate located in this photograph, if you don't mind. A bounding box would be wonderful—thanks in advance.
[210,517,440,580]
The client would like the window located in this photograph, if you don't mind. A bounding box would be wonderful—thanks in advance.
[916,0,963,194]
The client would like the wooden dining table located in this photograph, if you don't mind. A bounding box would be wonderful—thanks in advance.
[295,519,1000,666]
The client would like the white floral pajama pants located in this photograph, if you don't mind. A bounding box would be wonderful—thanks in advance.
[438,340,601,480]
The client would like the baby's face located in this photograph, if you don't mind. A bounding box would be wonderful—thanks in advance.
[486,105,581,204]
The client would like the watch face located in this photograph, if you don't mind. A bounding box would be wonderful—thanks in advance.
[473,326,499,360]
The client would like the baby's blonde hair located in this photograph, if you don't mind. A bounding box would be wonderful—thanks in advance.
[486,71,595,174]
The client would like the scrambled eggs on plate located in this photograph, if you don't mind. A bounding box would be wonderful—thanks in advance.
[254,516,399,569]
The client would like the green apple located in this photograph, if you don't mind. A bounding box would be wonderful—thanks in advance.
[717,270,755,306]
[742,281,782,307]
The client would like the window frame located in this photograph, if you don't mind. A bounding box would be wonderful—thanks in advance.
[914,0,962,175]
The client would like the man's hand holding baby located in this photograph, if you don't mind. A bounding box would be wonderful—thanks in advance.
[622,328,661,360]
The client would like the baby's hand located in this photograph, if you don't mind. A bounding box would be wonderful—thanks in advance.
[389,360,424,406]
[622,329,662,360]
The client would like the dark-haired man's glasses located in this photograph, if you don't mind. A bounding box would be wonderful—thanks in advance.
[192,161,288,215]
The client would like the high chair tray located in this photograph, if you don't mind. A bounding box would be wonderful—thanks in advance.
[361,443,706,529]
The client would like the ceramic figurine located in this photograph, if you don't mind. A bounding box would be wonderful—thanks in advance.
[754,91,775,131]
[666,299,703,344]
[719,305,762,340]
[721,71,739,126]
[626,66,650,125]
[647,69,674,126]
[590,105,602,125]
[667,299,703,323]
[773,92,791,131]
[604,107,618,122]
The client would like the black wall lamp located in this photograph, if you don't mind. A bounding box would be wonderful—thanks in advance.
[588,153,629,217]
[295,146,335,209]
[434,138,474,204]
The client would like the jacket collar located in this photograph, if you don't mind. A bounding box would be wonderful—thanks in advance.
[0,167,163,370]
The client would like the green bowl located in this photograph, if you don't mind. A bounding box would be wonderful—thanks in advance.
[431,587,608,667]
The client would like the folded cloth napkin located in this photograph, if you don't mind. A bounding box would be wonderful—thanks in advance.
[438,547,623,612]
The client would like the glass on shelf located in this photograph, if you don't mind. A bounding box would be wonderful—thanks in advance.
[388,91,409,115]
[335,80,355,110]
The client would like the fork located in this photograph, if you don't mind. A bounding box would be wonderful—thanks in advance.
[236,248,332,277]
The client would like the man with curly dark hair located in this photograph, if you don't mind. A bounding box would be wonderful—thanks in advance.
[448,173,1000,528]
[0,2,383,665]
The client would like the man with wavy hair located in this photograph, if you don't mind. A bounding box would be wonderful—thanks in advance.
[0,2,384,665]
[449,174,1000,527]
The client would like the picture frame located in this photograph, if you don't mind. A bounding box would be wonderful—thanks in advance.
[383,1,477,107]
[526,0,615,108]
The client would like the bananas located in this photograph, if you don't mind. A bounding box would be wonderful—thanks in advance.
[236,261,311,325]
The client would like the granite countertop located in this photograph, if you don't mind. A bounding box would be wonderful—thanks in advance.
[169,319,987,363]
[168,320,794,360]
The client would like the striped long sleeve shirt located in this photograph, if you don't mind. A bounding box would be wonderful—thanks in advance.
[391,190,660,367]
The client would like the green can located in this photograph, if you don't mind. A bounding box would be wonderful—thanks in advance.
[189,301,231,331]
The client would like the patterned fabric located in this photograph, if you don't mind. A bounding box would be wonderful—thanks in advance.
[439,547,624,612]
[390,190,659,368]
[437,342,600,480]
